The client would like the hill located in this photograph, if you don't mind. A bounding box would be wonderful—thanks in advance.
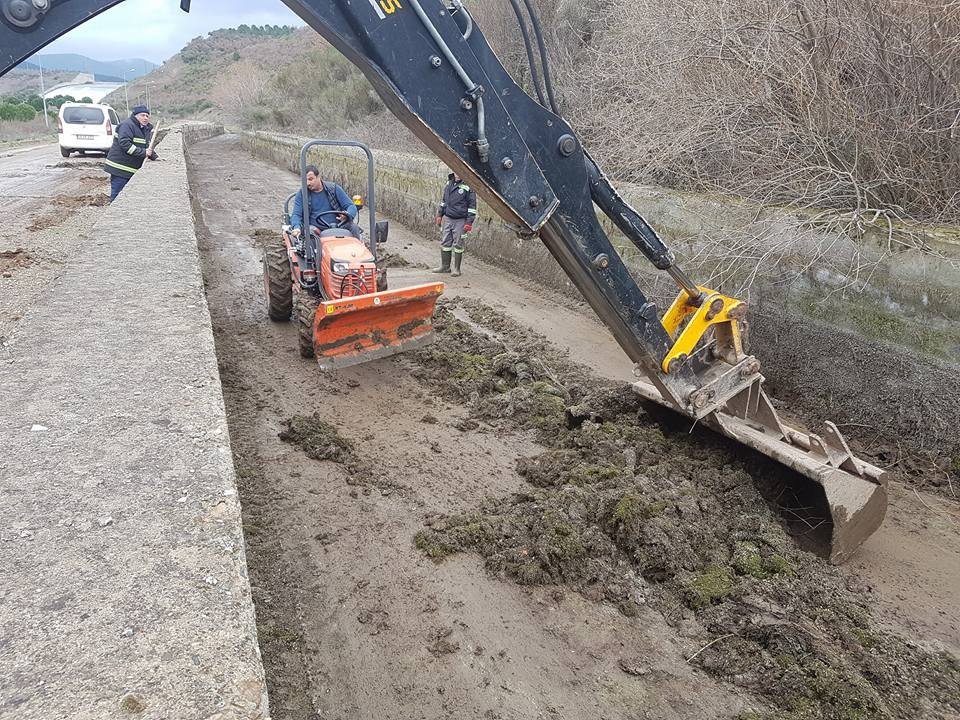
[0,69,75,98]
[104,25,410,149]
[19,53,155,81]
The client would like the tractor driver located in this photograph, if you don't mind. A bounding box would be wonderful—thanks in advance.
[290,165,361,241]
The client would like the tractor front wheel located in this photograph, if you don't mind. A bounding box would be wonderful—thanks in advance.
[296,292,319,359]
[263,243,293,321]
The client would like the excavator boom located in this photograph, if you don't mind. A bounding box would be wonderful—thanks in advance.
[0,0,886,561]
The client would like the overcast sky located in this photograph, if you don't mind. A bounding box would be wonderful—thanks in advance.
[40,0,304,65]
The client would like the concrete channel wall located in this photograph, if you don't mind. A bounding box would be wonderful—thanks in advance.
[0,123,270,719]
[241,130,960,478]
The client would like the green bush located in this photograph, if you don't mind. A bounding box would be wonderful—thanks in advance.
[0,103,37,121]
[3,93,44,112]
[45,94,76,109]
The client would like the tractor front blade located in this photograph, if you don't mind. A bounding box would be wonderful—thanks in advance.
[313,283,444,371]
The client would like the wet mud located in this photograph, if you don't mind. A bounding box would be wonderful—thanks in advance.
[412,298,960,720]
[185,133,960,720]
[27,193,109,232]
[0,248,33,275]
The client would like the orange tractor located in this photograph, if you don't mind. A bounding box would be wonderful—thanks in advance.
[263,140,444,370]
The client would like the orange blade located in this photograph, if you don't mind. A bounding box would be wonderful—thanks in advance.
[313,282,445,371]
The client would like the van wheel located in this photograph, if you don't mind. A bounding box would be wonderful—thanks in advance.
[296,293,319,359]
[60,148,71,158]
[263,243,293,321]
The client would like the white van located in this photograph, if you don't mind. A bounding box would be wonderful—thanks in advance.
[57,103,120,158]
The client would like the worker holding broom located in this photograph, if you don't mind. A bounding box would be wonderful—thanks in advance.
[104,104,158,202]
[432,170,476,277]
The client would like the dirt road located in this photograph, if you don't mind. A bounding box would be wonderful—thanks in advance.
[186,134,959,719]
[0,144,110,346]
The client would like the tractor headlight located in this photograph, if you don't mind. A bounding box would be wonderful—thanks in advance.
[332,262,350,273]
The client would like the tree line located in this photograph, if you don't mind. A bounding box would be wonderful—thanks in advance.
[0,92,92,122]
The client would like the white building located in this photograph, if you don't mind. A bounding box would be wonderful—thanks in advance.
[42,74,123,103]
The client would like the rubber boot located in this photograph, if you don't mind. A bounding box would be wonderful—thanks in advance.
[432,248,452,273]
[451,251,463,277]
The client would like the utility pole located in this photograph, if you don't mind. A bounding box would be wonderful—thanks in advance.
[129,68,140,108]
[38,55,49,128]
[122,69,129,114]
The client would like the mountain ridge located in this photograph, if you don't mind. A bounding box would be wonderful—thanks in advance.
[18,53,156,81]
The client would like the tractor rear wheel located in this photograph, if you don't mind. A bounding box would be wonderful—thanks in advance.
[263,242,292,321]
[296,292,319,359]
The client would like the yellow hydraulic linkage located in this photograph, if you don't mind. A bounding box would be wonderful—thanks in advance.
[660,287,747,375]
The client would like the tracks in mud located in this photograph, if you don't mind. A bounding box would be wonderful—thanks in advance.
[186,134,960,720]
[187,134,753,720]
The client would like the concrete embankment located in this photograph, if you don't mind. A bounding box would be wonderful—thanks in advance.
[240,130,960,484]
[0,123,269,720]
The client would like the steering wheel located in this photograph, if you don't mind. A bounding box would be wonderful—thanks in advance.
[312,210,350,230]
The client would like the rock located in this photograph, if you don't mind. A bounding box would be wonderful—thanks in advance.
[427,626,459,656]
[618,657,650,676]
[97,516,113,528]
[118,693,146,714]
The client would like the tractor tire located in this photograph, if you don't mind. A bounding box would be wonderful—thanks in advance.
[263,243,293,321]
[60,147,71,158]
[296,292,319,359]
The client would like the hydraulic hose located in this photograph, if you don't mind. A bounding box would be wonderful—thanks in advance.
[407,0,490,162]
[505,0,547,107]
[520,0,560,113]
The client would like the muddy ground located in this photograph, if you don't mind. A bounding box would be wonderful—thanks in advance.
[0,146,111,346]
[185,135,960,719]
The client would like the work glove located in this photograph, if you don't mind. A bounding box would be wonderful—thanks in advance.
[435,216,443,226]
[463,223,473,233]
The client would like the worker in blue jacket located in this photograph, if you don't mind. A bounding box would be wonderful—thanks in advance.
[104,104,157,201]
[290,165,359,240]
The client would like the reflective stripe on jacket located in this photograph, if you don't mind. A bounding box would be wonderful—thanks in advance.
[104,116,153,179]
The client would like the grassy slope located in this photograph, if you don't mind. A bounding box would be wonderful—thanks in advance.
[102,26,423,151]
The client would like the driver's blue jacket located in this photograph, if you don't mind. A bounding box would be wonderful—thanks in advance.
[290,181,357,230]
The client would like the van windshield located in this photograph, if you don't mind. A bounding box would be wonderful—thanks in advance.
[63,107,105,125]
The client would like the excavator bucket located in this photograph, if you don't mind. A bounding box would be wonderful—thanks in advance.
[312,282,444,371]
[626,283,887,563]
[632,377,887,564]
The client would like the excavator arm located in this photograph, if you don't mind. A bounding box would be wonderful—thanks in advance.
[0,0,887,562]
